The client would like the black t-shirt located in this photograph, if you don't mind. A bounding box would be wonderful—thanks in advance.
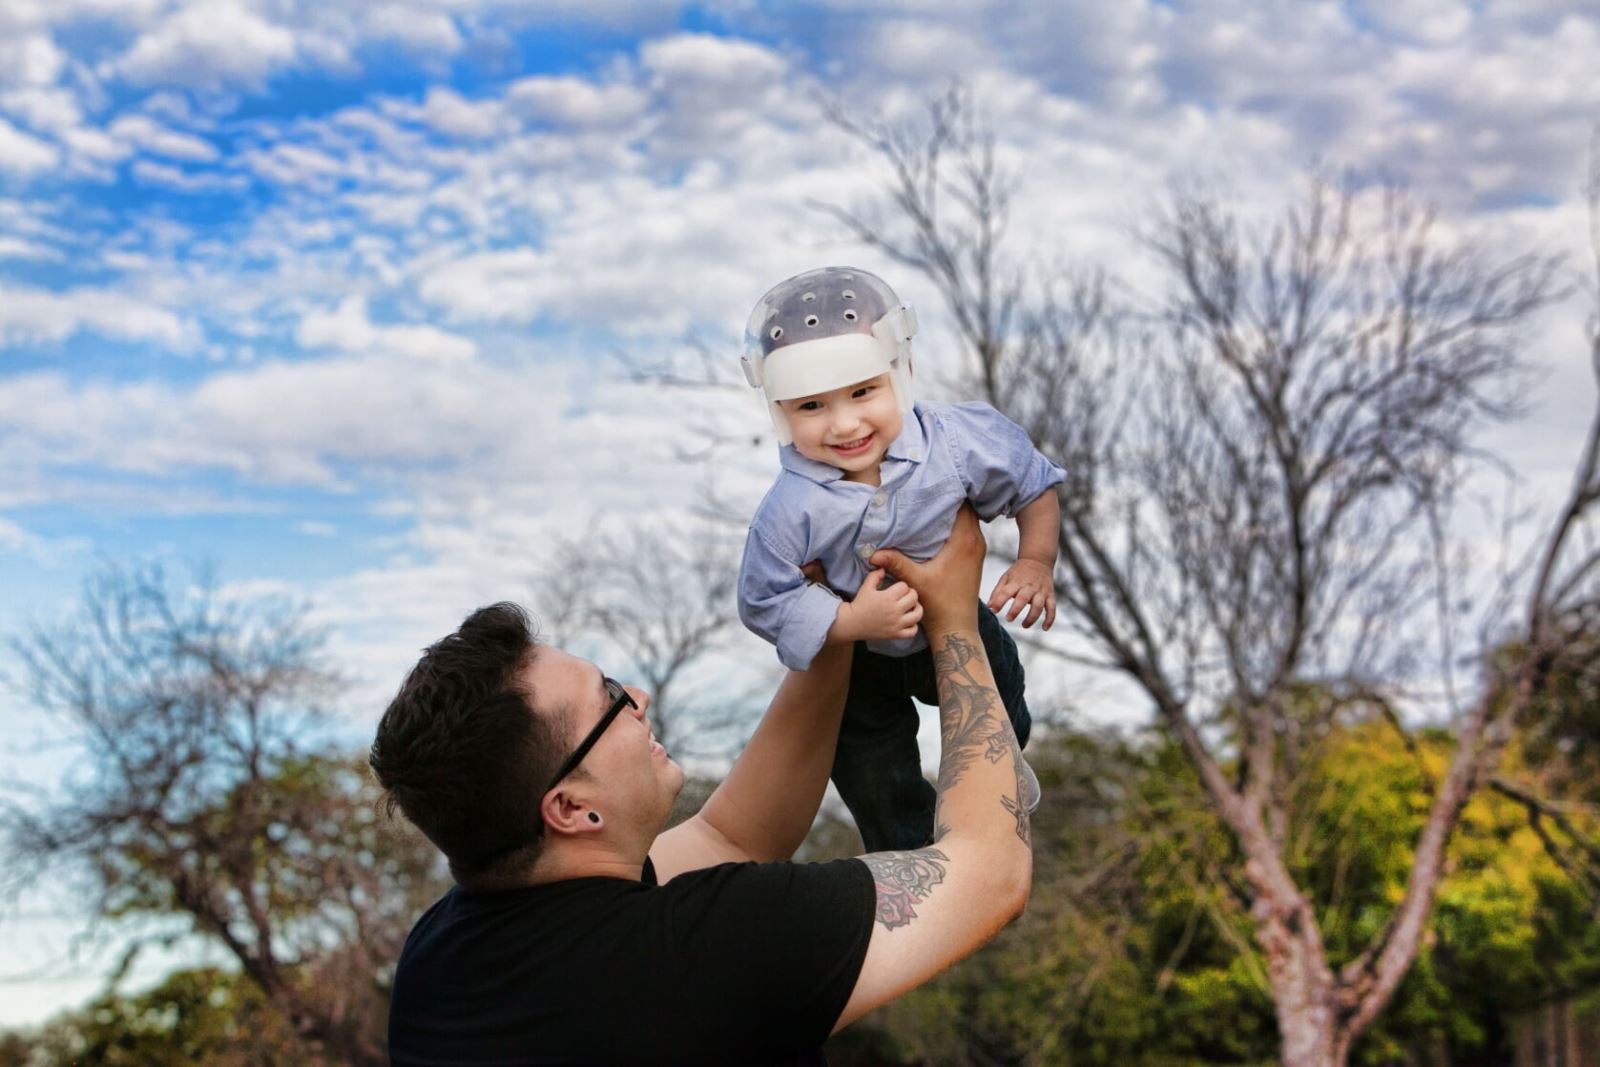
[388,856,876,1066]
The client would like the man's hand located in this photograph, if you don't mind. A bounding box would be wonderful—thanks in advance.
[834,568,922,642]
[987,558,1056,630]
[869,505,985,634]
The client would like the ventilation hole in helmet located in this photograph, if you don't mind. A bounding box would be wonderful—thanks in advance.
[805,315,819,327]
[842,289,855,299]
[770,326,783,339]
[843,309,858,321]
[801,291,816,302]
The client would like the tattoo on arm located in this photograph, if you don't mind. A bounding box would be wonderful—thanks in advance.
[1001,745,1034,845]
[932,632,1012,794]
[862,848,950,931]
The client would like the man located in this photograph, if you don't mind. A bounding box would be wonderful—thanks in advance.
[370,506,1033,1065]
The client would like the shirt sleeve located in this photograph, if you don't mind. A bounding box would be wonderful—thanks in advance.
[655,859,877,1053]
[739,514,842,672]
[940,401,1066,521]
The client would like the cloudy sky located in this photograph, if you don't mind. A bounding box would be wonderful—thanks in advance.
[1,0,1598,1027]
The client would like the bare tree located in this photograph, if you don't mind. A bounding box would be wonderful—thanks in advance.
[530,515,767,760]
[825,90,1595,1064]
[1,564,448,1067]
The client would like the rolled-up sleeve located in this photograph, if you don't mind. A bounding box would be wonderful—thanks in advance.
[942,401,1066,521]
[738,522,841,672]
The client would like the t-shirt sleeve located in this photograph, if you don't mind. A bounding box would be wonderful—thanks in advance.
[654,859,876,1052]
[941,401,1066,521]
[738,509,842,672]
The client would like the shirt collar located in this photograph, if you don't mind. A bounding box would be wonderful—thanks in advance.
[776,405,926,484]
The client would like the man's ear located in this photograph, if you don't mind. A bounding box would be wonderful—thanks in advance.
[541,785,602,838]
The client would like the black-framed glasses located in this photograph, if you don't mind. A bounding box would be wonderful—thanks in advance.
[545,677,638,793]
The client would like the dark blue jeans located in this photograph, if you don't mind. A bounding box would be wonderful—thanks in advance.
[831,602,1031,853]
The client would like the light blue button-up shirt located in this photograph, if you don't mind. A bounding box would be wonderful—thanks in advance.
[738,401,1067,671]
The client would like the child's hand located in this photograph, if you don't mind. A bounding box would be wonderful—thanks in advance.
[838,568,923,642]
[987,558,1056,630]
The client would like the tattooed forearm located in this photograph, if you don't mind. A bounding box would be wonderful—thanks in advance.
[1005,743,1035,844]
[1001,794,1029,845]
[862,848,950,931]
[932,632,1013,793]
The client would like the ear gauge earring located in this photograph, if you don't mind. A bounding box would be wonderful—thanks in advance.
[587,812,601,825]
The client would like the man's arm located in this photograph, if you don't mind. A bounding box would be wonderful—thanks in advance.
[833,506,1033,1031]
[649,641,852,881]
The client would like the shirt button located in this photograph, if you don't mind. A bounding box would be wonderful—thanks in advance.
[871,491,886,507]
[858,543,876,560]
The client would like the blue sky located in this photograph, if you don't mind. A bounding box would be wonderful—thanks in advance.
[2,0,1599,1028]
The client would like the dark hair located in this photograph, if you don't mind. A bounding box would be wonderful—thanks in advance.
[369,602,569,880]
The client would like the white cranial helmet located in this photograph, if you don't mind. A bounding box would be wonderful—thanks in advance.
[741,266,917,446]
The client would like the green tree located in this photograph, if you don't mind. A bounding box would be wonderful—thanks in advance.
[833,717,1600,1066]
[823,87,1600,1064]
[0,967,321,1066]
[1,564,450,1065]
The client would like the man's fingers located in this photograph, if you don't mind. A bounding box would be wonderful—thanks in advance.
[868,548,913,581]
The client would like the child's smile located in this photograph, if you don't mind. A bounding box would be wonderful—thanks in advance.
[780,373,903,486]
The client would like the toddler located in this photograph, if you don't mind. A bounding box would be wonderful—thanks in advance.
[737,266,1063,852]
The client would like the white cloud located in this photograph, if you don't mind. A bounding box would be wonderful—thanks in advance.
[297,295,478,362]
[0,116,60,175]
[0,32,65,89]
[417,249,547,324]
[417,87,505,140]
[640,33,787,85]
[0,236,62,261]
[0,516,88,565]
[363,5,464,55]
[114,0,297,91]
[131,159,248,192]
[0,284,197,349]
[505,75,648,126]
[110,113,219,161]
[60,125,131,168]
[241,142,343,186]
[0,86,83,134]
[1351,0,1474,43]
[0,350,709,509]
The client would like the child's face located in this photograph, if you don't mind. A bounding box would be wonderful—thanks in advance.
[779,373,902,483]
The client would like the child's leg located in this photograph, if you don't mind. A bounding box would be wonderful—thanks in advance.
[977,600,1032,749]
[831,641,937,853]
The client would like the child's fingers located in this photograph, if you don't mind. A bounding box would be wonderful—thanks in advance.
[986,584,1009,614]
[1022,589,1045,628]
[1005,589,1026,622]
[1043,593,1056,630]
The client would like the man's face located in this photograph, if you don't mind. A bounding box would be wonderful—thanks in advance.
[779,373,902,483]
[523,647,682,831]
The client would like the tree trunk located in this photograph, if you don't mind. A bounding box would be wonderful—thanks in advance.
[1265,937,1340,1067]
[1248,858,1343,1067]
